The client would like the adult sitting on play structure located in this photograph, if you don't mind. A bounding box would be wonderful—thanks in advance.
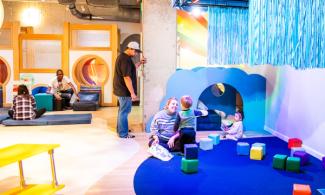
[8,84,46,120]
[47,69,79,109]
[149,97,182,152]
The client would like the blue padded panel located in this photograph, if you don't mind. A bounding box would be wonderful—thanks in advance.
[79,92,99,102]
[0,114,9,123]
[2,114,92,126]
[2,118,47,126]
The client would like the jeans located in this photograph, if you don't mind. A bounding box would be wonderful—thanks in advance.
[117,96,132,137]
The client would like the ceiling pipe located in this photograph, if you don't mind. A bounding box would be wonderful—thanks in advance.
[63,1,140,23]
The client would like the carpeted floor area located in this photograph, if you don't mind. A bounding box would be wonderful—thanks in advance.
[134,136,325,195]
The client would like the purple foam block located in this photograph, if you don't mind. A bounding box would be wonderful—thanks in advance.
[293,151,309,166]
[322,157,325,169]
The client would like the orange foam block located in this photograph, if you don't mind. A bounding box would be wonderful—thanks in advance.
[293,184,311,195]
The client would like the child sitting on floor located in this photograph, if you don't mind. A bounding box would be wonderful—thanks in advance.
[219,111,243,141]
[174,95,208,152]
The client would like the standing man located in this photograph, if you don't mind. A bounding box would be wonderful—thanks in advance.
[113,41,146,138]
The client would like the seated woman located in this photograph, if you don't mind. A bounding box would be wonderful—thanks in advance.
[47,69,79,109]
[8,85,46,120]
[220,111,243,141]
[149,97,181,152]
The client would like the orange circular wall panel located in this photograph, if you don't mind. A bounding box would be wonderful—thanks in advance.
[73,55,109,87]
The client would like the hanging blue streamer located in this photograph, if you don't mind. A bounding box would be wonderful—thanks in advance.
[248,0,325,69]
[208,7,249,65]
[207,0,325,69]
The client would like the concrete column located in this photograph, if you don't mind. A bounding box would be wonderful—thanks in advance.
[142,0,177,127]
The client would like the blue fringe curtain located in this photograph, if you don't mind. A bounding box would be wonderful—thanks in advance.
[249,0,325,69]
[208,0,325,69]
[208,7,249,65]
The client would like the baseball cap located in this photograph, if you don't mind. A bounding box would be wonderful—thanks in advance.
[127,41,142,53]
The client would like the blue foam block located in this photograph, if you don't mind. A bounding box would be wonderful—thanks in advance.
[237,142,250,155]
[184,144,198,159]
[208,134,220,145]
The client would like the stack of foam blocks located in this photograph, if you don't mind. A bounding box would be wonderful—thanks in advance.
[181,144,199,173]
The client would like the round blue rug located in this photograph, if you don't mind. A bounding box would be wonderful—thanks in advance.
[134,137,325,195]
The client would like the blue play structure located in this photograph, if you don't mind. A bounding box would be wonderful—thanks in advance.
[158,67,266,132]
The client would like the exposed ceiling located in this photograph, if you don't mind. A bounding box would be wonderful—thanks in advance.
[4,0,142,23]
[58,0,141,23]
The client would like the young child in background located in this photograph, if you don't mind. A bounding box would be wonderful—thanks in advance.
[174,95,208,152]
[220,112,243,141]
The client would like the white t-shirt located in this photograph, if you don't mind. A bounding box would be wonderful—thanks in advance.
[49,76,71,93]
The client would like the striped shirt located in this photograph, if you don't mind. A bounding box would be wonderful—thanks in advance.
[12,95,36,120]
[150,109,177,141]
[174,109,208,131]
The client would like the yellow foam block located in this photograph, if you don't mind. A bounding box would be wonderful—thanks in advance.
[250,146,263,160]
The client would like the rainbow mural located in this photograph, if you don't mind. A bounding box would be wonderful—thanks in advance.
[177,10,208,68]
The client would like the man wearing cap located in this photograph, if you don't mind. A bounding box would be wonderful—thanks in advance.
[113,41,146,138]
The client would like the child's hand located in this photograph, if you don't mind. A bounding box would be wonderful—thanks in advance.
[167,137,175,148]
[152,135,159,145]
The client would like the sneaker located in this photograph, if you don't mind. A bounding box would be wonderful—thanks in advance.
[120,134,135,139]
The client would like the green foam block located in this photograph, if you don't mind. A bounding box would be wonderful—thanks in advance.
[181,157,198,173]
[272,154,287,170]
[286,157,300,172]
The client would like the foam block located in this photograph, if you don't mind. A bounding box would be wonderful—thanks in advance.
[293,151,309,166]
[288,138,302,149]
[322,157,325,169]
[237,142,250,155]
[184,144,198,160]
[208,134,220,145]
[290,147,305,156]
[250,146,263,160]
[293,184,311,195]
[199,138,213,151]
[34,93,53,111]
[317,189,325,195]
[252,142,266,155]
[286,157,300,172]
[272,154,287,170]
[181,157,198,173]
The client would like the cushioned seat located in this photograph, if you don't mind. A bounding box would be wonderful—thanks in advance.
[73,101,97,111]
[73,92,99,111]
[2,114,92,126]
[35,93,53,111]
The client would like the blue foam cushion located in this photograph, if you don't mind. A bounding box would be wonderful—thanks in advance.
[0,114,9,123]
[32,86,48,96]
[2,114,92,126]
[79,92,99,102]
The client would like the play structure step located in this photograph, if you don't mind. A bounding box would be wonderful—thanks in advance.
[1,184,65,195]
